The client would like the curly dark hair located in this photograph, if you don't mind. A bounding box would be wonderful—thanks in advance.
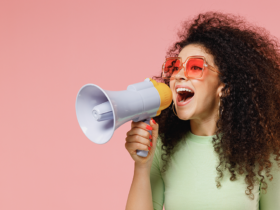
[152,11,280,200]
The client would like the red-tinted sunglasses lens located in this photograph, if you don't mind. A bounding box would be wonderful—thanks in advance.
[186,58,204,78]
[163,59,181,77]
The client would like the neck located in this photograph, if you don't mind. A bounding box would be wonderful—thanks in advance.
[190,114,219,136]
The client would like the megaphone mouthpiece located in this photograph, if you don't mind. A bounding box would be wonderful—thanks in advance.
[149,79,173,116]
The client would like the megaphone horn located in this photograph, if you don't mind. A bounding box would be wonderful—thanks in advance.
[75,78,172,157]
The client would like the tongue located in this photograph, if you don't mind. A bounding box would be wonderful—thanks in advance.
[178,92,194,102]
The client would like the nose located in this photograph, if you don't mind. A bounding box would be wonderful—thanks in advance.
[174,68,187,81]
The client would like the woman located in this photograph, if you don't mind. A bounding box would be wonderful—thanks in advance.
[125,12,280,210]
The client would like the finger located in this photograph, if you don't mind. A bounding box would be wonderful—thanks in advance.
[149,118,159,138]
[125,142,150,154]
[125,135,151,148]
[149,118,159,149]
[126,127,151,140]
[131,121,153,132]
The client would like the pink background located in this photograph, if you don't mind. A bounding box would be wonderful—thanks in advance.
[1,0,280,209]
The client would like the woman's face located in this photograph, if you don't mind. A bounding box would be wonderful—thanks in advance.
[169,44,224,121]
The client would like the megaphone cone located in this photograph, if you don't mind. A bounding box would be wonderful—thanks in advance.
[75,84,115,145]
[75,78,172,156]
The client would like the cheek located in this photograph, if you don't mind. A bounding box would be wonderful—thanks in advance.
[193,78,215,101]
[169,80,174,87]
[169,80,176,98]
[193,78,219,108]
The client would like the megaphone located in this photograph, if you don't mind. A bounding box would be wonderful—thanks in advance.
[75,78,172,157]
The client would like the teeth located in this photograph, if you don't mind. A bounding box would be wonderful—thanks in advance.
[176,87,193,93]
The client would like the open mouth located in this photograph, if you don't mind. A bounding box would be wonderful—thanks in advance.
[176,87,195,104]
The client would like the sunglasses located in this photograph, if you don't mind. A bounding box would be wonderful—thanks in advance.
[162,56,221,80]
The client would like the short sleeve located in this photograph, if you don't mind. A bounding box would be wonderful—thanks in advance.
[259,156,280,210]
[150,137,165,210]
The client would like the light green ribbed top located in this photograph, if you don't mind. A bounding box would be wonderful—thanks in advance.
[150,131,280,210]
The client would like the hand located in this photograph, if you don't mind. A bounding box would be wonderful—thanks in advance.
[125,118,159,169]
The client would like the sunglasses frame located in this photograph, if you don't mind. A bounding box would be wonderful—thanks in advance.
[162,55,221,80]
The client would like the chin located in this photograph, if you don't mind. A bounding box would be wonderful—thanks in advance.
[176,113,191,121]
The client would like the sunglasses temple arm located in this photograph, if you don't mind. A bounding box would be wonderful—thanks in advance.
[208,66,221,75]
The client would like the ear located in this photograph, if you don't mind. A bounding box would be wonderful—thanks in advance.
[217,83,225,98]
[218,82,230,97]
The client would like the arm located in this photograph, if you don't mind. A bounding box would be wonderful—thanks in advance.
[125,165,154,210]
[126,139,165,210]
[125,120,161,210]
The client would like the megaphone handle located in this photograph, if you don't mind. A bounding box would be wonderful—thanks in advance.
[136,118,151,157]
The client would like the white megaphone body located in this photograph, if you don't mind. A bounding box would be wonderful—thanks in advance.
[75,78,172,157]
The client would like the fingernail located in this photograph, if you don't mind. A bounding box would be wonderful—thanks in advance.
[149,134,152,139]
[151,118,156,124]
[146,125,152,130]
[148,147,151,150]
[150,142,153,147]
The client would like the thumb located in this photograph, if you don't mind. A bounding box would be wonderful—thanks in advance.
[149,118,159,148]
